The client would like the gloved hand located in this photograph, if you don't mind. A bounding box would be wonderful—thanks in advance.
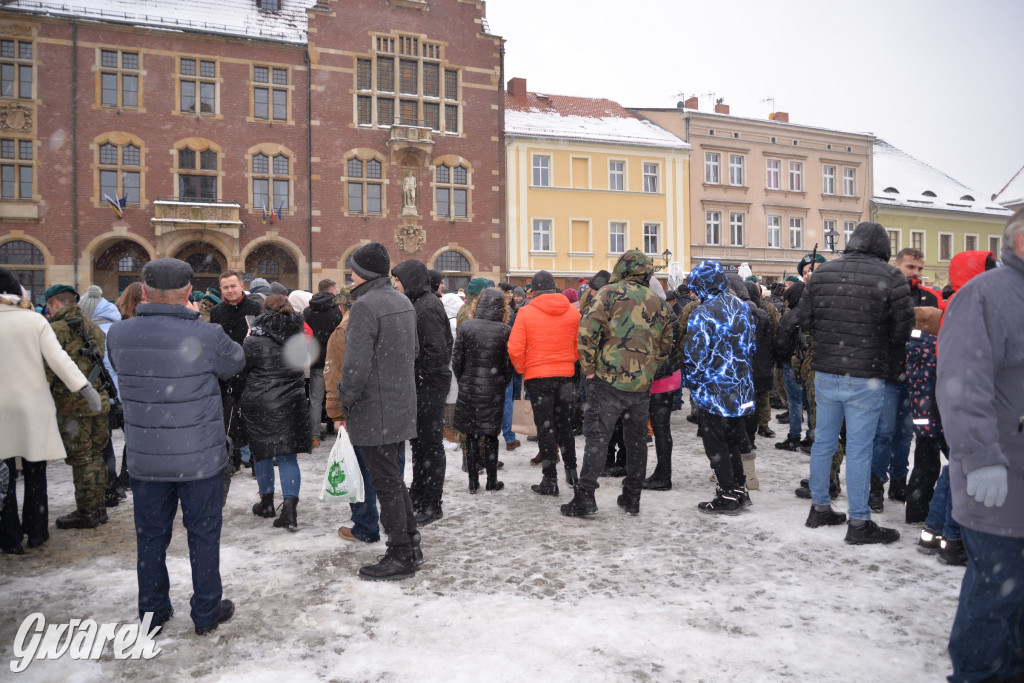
[966,465,1008,508]
[79,384,103,413]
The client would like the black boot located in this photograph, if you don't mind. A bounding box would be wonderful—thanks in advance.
[869,474,885,512]
[775,435,802,451]
[887,477,906,502]
[531,476,559,496]
[564,466,578,486]
[775,410,789,424]
[272,497,298,531]
[844,519,900,545]
[105,487,120,508]
[484,439,503,491]
[55,507,108,529]
[358,545,417,581]
[466,437,481,494]
[252,492,276,518]
[938,537,968,566]
[559,487,598,517]
[806,504,847,528]
[415,501,443,526]
[697,488,741,515]
[616,489,640,516]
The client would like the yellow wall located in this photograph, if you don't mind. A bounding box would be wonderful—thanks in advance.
[506,137,690,279]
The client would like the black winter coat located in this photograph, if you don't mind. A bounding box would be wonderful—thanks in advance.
[774,282,805,365]
[303,291,344,369]
[392,259,453,393]
[452,289,512,436]
[728,274,774,392]
[798,222,915,381]
[240,311,312,460]
[653,311,681,381]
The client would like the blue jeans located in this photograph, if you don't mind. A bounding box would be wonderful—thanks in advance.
[947,527,1024,682]
[349,443,406,543]
[501,373,523,444]
[254,455,301,499]
[240,444,251,464]
[131,473,223,628]
[781,363,803,439]
[925,465,961,540]
[870,382,913,482]
[809,372,885,520]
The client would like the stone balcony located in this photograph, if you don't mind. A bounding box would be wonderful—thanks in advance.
[151,200,243,240]
[387,124,434,167]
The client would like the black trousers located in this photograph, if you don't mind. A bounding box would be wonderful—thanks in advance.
[649,392,673,481]
[606,418,626,468]
[410,389,446,506]
[905,436,947,523]
[579,379,650,495]
[361,442,417,549]
[699,411,748,491]
[0,458,48,548]
[524,376,578,479]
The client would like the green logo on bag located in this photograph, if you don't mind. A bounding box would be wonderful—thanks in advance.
[326,461,349,496]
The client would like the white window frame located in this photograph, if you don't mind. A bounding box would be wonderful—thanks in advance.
[532,155,550,187]
[729,154,744,186]
[888,230,900,255]
[823,219,837,251]
[767,215,781,248]
[705,152,720,184]
[939,232,953,261]
[822,165,835,195]
[729,212,744,246]
[643,222,660,255]
[789,161,803,192]
[532,218,552,252]
[705,211,721,245]
[609,221,626,254]
[964,233,978,252]
[789,217,803,249]
[843,167,856,196]
[642,162,659,193]
[766,158,780,190]
[609,160,624,191]
[844,221,855,249]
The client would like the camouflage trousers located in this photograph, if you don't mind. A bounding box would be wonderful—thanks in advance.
[803,369,846,482]
[756,390,771,428]
[59,414,109,511]
[774,367,787,404]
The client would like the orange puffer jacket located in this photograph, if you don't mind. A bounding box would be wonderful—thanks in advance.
[508,292,580,380]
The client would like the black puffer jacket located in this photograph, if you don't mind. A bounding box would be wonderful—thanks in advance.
[392,259,453,392]
[240,311,312,460]
[303,291,344,369]
[775,282,805,365]
[798,222,915,380]
[452,289,512,436]
[653,311,681,381]
[727,274,773,393]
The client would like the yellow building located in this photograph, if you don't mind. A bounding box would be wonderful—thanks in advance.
[871,140,1011,288]
[504,78,691,287]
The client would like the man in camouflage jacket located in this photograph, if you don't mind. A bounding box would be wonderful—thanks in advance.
[44,285,111,530]
[562,250,673,517]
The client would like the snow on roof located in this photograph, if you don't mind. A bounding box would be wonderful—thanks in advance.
[505,92,690,151]
[1,0,321,44]
[872,139,1010,217]
[992,164,1024,209]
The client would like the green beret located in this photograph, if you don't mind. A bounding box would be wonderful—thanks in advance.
[744,275,759,283]
[797,253,827,275]
[42,284,79,302]
[202,293,222,305]
[466,277,491,296]
[785,275,803,284]
[190,291,205,303]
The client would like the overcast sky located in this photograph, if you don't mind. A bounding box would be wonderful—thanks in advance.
[486,0,1024,200]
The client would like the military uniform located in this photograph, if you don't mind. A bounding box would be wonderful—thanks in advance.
[47,303,110,527]
[756,298,781,430]
[794,333,845,486]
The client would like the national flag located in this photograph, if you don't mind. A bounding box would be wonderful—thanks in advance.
[261,203,268,225]
[268,202,275,224]
[103,193,126,218]
[276,200,284,222]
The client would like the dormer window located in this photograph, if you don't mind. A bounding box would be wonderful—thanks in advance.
[960,194,975,201]
[883,187,899,194]
[922,190,936,197]
[257,0,281,10]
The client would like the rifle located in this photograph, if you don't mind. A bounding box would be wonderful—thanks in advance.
[809,242,819,274]
[66,316,123,427]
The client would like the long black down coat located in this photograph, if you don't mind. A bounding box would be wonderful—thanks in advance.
[452,289,512,436]
[240,310,312,460]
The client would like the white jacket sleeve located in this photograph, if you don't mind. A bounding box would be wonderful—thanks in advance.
[38,317,89,392]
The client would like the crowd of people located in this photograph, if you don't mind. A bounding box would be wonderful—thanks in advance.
[0,211,1021,681]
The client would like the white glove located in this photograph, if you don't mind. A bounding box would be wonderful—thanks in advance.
[79,384,103,413]
[966,465,1008,508]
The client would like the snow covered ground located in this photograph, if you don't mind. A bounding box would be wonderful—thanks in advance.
[0,406,964,682]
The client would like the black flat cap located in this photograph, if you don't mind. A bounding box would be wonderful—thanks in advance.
[142,258,193,290]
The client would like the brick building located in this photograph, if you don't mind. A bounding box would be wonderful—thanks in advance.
[0,0,506,301]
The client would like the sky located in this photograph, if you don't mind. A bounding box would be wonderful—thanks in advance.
[485,0,1024,201]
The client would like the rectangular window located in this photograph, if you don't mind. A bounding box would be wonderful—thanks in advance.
[253,178,269,211]
[643,163,658,193]
[366,183,382,214]
[705,152,720,184]
[99,49,140,109]
[357,95,372,125]
[844,221,855,248]
[180,58,216,114]
[377,57,394,92]
[399,99,417,125]
[705,211,721,245]
[643,223,660,255]
[939,233,953,261]
[532,219,552,252]
[766,158,780,190]
[729,154,744,186]
[452,188,467,218]
[964,234,978,251]
[423,102,439,131]
[729,213,744,246]
[348,182,362,213]
[377,98,394,126]
[843,167,856,196]
[609,222,625,253]
[767,216,780,248]
[444,69,458,100]
[823,219,837,251]
[789,161,803,191]
[888,230,900,254]
[357,59,372,90]
[100,169,118,200]
[532,156,550,187]
[989,235,1001,255]
[822,165,835,195]
[609,161,624,191]
[1,39,32,100]
[423,63,439,98]
[789,217,803,249]
[0,136,31,199]
[179,175,216,201]
[445,104,458,133]
[358,45,459,132]
[399,59,417,95]
[253,66,286,120]
[122,171,140,205]
[912,231,925,253]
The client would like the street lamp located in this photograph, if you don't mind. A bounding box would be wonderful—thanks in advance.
[654,248,672,271]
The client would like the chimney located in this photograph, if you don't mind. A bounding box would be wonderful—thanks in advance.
[507,77,527,97]
[771,111,789,123]
[714,101,730,115]
[684,96,699,110]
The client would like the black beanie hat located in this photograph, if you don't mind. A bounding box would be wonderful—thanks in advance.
[351,242,390,280]
[0,266,22,296]
[590,269,612,291]
[428,269,444,293]
[530,270,557,293]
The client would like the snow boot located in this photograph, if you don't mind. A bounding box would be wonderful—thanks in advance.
[560,487,598,517]
[252,492,276,518]
[844,519,900,545]
[272,497,298,531]
[531,476,559,496]
[697,488,741,515]
[358,545,417,581]
[415,501,443,526]
[938,537,967,566]
[467,452,480,494]
[642,474,672,491]
[806,504,847,528]
[616,490,640,516]
[869,474,885,512]
[917,526,942,555]
[484,440,503,491]
[742,454,759,490]
[734,485,752,509]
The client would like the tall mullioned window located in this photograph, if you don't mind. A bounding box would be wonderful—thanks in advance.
[1,39,33,99]
[253,66,288,121]
[435,163,468,219]
[100,50,139,109]
[180,58,216,115]
[252,153,290,211]
[98,140,140,205]
[1,137,33,200]
[346,157,383,215]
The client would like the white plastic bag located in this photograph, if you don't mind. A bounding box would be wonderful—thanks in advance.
[318,427,364,503]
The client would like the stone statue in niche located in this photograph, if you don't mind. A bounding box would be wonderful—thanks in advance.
[401,170,418,216]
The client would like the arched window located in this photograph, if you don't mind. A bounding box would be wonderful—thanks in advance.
[434,249,471,293]
[0,239,45,302]
[99,141,141,205]
[176,142,219,201]
[343,253,355,285]
[257,257,280,277]
[245,244,297,289]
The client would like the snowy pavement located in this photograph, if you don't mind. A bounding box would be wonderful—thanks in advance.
[0,407,963,681]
